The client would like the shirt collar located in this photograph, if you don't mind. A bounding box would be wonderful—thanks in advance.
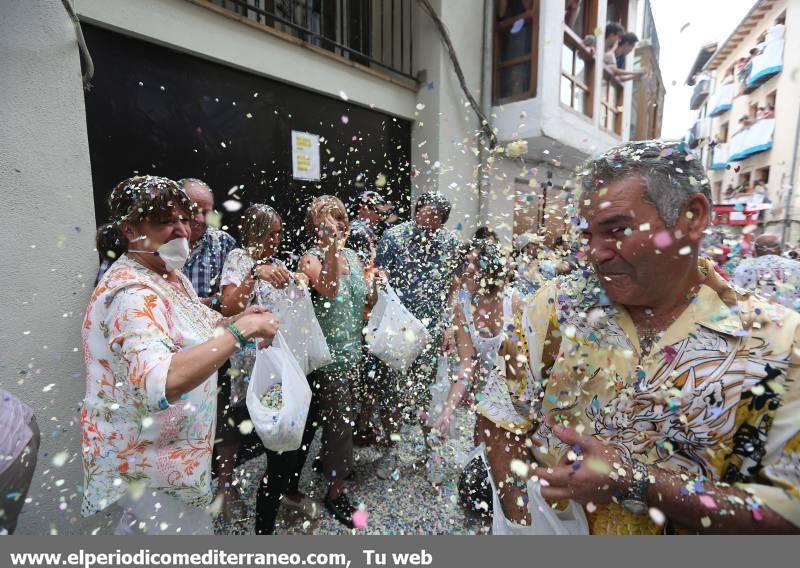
[610,258,745,356]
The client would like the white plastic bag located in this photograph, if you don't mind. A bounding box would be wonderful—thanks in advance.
[479,443,589,535]
[365,285,430,371]
[426,355,457,438]
[273,282,332,375]
[246,332,312,452]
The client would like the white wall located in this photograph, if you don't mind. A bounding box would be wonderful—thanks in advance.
[410,0,482,238]
[0,0,97,535]
[75,0,418,121]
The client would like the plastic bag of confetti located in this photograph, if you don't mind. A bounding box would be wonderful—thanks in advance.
[426,355,457,438]
[246,331,311,452]
[365,285,430,371]
[273,282,332,375]
[481,444,589,535]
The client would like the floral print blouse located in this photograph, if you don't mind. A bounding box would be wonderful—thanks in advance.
[80,255,221,516]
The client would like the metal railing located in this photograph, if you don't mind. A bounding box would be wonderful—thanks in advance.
[205,0,415,81]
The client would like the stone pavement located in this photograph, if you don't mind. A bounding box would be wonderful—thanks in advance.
[216,408,489,535]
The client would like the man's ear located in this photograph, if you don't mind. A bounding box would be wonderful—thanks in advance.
[682,194,711,244]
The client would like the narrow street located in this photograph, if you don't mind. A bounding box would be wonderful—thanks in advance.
[217,410,488,535]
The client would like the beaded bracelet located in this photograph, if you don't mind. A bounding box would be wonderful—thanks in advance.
[226,323,248,346]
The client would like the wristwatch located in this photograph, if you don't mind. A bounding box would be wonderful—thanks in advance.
[621,459,650,514]
[250,263,260,280]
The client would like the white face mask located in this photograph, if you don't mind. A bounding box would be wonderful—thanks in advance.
[130,237,191,272]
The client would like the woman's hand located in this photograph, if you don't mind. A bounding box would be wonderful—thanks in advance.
[294,272,310,289]
[431,409,453,440]
[235,311,280,349]
[317,216,341,251]
[255,263,292,288]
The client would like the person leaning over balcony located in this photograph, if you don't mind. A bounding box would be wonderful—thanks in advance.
[81,176,278,535]
[585,21,623,58]
[518,140,800,534]
[607,32,646,82]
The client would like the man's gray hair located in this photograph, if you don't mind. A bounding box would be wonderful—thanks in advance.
[578,140,712,226]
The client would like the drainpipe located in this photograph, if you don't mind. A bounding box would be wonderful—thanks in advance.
[477,0,493,229]
[782,106,800,246]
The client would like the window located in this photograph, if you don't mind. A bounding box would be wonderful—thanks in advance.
[561,29,594,116]
[493,0,541,104]
[776,11,786,25]
[720,121,729,143]
[566,0,599,36]
[755,166,770,185]
[738,171,752,191]
[767,90,777,109]
[606,0,629,28]
[600,71,624,134]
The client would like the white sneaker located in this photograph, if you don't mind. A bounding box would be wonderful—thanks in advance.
[281,495,321,519]
[375,452,401,480]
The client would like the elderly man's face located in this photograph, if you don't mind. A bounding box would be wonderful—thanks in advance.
[183,181,214,242]
[580,177,707,307]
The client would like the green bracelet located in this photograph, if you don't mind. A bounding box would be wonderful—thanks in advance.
[226,324,248,346]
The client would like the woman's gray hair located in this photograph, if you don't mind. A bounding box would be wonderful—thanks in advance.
[239,204,281,259]
[578,140,712,226]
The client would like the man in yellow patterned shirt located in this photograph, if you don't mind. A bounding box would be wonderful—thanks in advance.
[518,140,800,534]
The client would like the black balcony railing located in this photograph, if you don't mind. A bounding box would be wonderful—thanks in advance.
[206,0,415,81]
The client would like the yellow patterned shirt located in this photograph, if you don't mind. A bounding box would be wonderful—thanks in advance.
[518,259,800,533]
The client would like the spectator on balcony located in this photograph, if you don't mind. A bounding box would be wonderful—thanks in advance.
[585,22,623,58]
[606,32,646,82]
[764,105,776,119]
[734,114,753,136]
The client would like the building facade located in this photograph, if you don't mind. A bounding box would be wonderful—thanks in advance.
[1,0,660,534]
[489,0,663,244]
[685,0,799,245]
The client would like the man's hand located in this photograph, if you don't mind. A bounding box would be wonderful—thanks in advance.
[534,426,628,505]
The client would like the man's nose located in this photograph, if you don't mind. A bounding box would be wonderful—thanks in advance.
[588,237,616,264]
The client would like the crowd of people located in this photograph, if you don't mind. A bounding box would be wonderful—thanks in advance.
[3,139,800,536]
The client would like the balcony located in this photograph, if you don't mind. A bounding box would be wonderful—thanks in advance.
[710,142,729,170]
[707,82,734,117]
[746,24,785,89]
[600,71,624,136]
[560,26,594,119]
[203,0,415,81]
[491,3,628,170]
[687,117,710,149]
[728,117,775,162]
[689,77,710,110]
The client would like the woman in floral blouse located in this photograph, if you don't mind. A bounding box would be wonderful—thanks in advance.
[82,176,278,535]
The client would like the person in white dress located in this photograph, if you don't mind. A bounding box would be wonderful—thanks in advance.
[432,239,534,524]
